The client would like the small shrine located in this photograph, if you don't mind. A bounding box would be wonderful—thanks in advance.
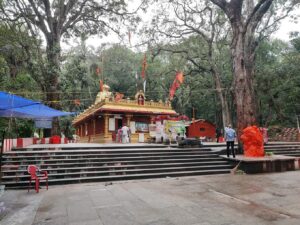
[72,85,177,143]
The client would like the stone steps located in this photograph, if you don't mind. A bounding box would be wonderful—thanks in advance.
[3,161,229,174]
[265,143,300,157]
[3,164,232,180]
[11,144,170,151]
[2,169,231,187]
[2,150,216,160]
[1,145,233,188]
[2,157,224,167]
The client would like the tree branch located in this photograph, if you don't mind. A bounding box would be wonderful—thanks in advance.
[245,0,273,33]
[27,0,49,35]
[42,0,53,32]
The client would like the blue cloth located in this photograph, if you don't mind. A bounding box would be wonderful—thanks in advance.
[225,127,236,142]
[0,91,73,119]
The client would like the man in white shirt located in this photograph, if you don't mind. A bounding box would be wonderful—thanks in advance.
[225,124,236,158]
[121,125,130,143]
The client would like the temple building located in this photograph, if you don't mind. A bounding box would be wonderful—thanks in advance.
[72,85,177,143]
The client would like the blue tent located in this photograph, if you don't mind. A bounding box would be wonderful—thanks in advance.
[0,91,39,110]
[0,91,73,119]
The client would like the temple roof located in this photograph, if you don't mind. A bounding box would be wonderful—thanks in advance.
[72,98,177,125]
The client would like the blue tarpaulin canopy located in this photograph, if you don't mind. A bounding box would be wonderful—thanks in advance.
[0,91,73,119]
[0,91,39,110]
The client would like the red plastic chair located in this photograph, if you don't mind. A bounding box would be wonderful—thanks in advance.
[27,165,48,193]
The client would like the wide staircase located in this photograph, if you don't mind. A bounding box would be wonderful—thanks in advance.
[1,144,233,189]
[265,142,300,157]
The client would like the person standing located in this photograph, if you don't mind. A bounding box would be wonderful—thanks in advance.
[117,127,122,143]
[121,124,130,143]
[225,124,236,158]
[216,127,221,143]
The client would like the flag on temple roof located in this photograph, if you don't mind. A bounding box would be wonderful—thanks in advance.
[74,99,81,106]
[100,80,104,92]
[115,92,124,102]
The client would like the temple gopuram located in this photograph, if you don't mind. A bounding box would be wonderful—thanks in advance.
[72,85,177,143]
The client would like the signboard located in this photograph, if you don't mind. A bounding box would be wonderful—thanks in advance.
[149,124,156,137]
[155,121,163,142]
[164,120,186,141]
[34,120,52,128]
[130,121,136,134]
[138,133,145,142]
[135,122,149,132]
[109,118,115,131]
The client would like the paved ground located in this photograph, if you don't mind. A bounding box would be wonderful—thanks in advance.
[1,171,300,225]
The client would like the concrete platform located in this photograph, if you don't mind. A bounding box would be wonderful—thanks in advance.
[1,171,300,225]
[221,155,296,174]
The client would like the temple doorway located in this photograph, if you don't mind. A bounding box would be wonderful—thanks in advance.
[116,118,123,130]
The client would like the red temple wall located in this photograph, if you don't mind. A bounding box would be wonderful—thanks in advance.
[187,121,216,139]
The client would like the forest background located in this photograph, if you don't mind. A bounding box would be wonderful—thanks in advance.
[0,0,299,139]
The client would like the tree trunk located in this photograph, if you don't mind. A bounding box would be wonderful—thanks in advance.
[46,37,61,136]
[212,69,232,129]
[232,32,257,138]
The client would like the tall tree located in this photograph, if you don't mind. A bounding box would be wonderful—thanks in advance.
[210,0,299,137]
[145,0,233,129]
[0,0,137,134]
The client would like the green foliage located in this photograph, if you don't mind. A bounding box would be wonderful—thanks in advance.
[101,45,139,97]
[255,38,300,127]
[0,118,34,138]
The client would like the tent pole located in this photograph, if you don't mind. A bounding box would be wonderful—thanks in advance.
[0,131,5,182]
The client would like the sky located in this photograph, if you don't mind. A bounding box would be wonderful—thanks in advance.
[274,17,299,40]
[61,3,300,51]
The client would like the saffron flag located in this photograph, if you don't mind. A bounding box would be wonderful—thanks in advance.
[176,71,184,84]
[100,80,104,92]
[141,54,147,79]
[74,99,81,105]
[169,71,184,100]
[115,92,124,102]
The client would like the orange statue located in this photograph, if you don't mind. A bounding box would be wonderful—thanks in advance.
[240,126,265,157]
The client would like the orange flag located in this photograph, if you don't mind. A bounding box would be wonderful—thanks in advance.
[115,92,124,102]
[176,71,184,84]
[100,80,104,92]
[169,71,184,100]
[74,99,81,105]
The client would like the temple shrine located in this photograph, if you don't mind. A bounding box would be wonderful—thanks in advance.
[72,85,177,143]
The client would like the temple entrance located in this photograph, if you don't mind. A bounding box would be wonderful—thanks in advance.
[115,118,123,130]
